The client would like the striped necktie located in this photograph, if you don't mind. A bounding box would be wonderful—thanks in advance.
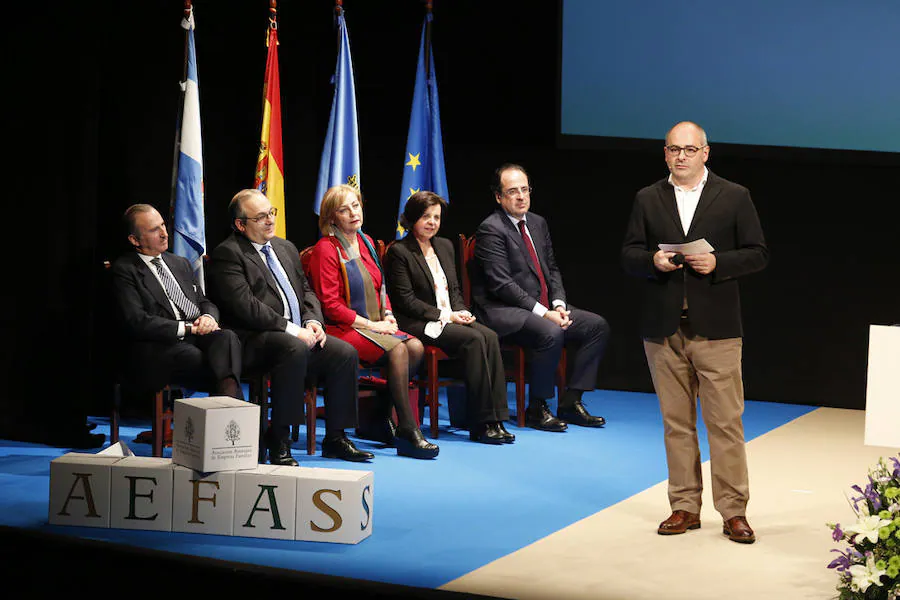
[150,257,201,321]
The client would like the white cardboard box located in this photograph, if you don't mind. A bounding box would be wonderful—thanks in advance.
[48,452,123,528]
[232,465,297,540]
[865,325,900,448]
[109,456,176,531]
[286,466,374,545]
[172,466,236,536]
[172,396,259,473]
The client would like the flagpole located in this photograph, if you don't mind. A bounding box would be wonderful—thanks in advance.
[169,0,193,224]
[334,0,343,53]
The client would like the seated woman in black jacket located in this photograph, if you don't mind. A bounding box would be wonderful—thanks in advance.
[384,191,514,444]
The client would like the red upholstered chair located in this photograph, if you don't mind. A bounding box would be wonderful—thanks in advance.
[458,234,566,427]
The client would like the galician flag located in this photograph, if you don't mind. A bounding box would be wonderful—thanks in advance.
[172,9,206,289]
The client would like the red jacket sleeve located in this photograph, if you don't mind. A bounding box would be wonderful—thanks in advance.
[307,238,358,326]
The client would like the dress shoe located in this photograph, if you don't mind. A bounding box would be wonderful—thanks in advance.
[469,422,505,445]
[495,422,515,443]
[355,417,397,446]
[266,437,298,467]
[525,400,567,432]
[322,433,375,462]
[558,400,606,427]
[395,427,439,459]
[657,510,701,535]
[723,516,756,544]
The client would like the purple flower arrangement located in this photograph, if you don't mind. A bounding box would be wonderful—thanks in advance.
[827,455,900,599]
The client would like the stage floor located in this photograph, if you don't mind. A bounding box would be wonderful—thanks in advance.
[1,387,892,599]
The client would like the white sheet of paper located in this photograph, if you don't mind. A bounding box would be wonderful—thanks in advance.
[658,238,715,254]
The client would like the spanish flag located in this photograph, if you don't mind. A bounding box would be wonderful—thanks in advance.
[254,22,286,237]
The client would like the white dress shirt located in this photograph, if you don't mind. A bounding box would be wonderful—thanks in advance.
[503,212,566,317]
[251,241,319,336]
[138,252,209,339]
[668,166,709,235]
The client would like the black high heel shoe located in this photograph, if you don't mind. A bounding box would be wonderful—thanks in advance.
[395,427,439,459]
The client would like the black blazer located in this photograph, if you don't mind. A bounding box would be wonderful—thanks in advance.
[383,235,466,339]
[470,208,566,337]
[206,233,324,336]
[111,250,217,343]
[621,170,768,339]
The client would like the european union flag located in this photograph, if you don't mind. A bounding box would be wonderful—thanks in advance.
[396,13,448,239]
[315,12,361,215]
[173,10,206,290]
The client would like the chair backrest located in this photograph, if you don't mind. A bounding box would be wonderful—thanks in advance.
[381,239,394,260]
[458,234,476,307]
[299,245,314,276]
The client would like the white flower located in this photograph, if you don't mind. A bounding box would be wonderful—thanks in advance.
[848,554,887,593]
[844,514,892,544]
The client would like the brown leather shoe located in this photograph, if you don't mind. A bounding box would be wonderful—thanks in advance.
[723,516,756,544]
[657,510,701,535]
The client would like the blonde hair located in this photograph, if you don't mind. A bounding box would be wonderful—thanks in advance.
[318,184,362,235]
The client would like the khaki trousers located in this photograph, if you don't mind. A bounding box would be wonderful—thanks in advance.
[643,320,749,519]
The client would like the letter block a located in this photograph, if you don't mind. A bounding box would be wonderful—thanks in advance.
[48,453,123,528]
[172,465,235,536]
[283,466,374,545]
[109,456,175,532]
[232,465,295,541]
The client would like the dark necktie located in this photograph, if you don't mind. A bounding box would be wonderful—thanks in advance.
[150,257,200,321]
[518,220,549,307]
[260,244,302,326]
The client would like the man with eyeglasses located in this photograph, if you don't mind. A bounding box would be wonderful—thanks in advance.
[622,121,768,544]
[471,163,611,432]
[206,189,372,466]
[111,204,244,403]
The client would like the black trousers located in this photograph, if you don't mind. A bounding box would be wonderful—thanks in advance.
[425,322,509,424]
[241,331,359,431]
[502,306,609,404]
[126,329,242,392]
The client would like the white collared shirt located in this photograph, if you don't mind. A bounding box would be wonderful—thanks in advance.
[138,252,202,339]
[251,240,318,336]
[668,167,709,235]
[503,212,566,316]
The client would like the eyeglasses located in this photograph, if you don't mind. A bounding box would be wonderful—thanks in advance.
[664,145,707,157]
[502,186,533,198]
[243,207,278,223]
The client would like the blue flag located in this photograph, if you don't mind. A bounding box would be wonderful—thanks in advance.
[315,13,361,215]
[173,11,206,289]
[396,13,448,239]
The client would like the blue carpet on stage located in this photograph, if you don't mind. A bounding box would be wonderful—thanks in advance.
[0,387,814,590]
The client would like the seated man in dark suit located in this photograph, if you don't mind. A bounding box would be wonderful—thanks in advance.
[112,204,244,404]
[471,163,610,431]
[206,189,372,466]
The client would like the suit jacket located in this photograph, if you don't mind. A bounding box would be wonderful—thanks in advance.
[111,250,218,343]
[206,233,323,336]
[383,235,466,339]
[470,208,565,337]
[621,170,768,339]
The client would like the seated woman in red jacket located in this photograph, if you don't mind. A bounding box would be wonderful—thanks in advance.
[307,184,439,459]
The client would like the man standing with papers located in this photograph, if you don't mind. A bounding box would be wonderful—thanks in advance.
[621,121,768,544]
